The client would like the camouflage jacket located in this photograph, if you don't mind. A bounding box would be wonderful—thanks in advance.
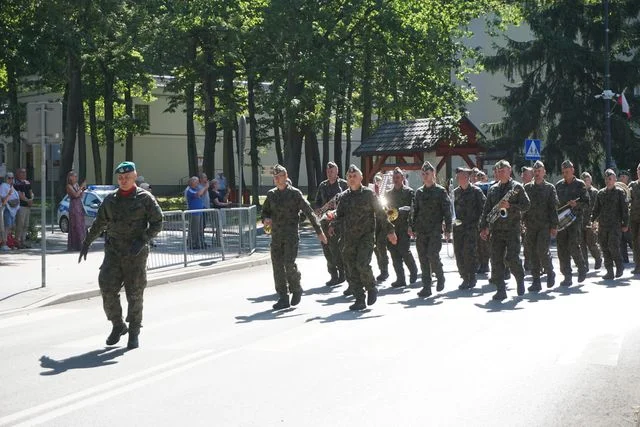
[86,187,163,247]
[523,180,559,229]
[630,180,640,222]
[384,185,414,233]
[262,184,322,237]
[555,177,589,221]
[591,186,629,229]
[411,184,452,236]
[332,185,393,242]
[453,184,486,231]
[480,179,530,232]
[315,178,348,209]
[583,186,599,227]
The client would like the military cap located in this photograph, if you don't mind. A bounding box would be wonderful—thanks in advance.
[619,169,630,177]
[393,167,404,176]
[476,171,487,179]
[604,168,616,178]
[114,161,136,174]
[532,160,545,170]
[455,166,472,174]
[347,164,363,175]
[421,161,435,172]
[326,161,338,169]
[272,164,287,175]
[494,160,511,169]
[580,171,592,180]
[561,160,574,169]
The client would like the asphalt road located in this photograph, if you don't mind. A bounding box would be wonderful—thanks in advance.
[2,248,640,427]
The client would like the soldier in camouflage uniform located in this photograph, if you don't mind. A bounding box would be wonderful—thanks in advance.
[520,166,534,271]
[315,161,348,286]
[329,165,397,311]
[629,164,640,275]
[474,170,491,274]
[618,170,633,263]
[411,161,452,298]
[591,169,629,279]
[385,168,418,288]
[262,165,327,310]
[522,160,558,292]
[79,161,163,350]
[555,160,589,287]
[452,167,486,290]
[580,172,602,271]
[479,160,530,300]
[373,173,390,282]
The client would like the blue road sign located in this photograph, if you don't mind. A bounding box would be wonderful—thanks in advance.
[524,139,542,160]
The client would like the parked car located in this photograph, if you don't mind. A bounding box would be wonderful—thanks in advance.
[57,185,117,233]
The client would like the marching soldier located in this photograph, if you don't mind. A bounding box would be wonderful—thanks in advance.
[474,170,491,274]
[520,166,533,271]
[479,160,530,300]
[580,172,603,271]
[452,167,486,290]
[373,173,390,282]
[630,164,640,275]
[619,170,633,264]
[262,165,327,310]
[522,160,558,291]
[411,161,452,298]
[315,161,348,286]
[591,169,629,279]
[79,161,163,349]
[385,168,419,288]
[555,160,589,287]
[329,165,397,311]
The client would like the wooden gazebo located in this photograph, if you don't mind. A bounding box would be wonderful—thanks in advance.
[353,117,486,183]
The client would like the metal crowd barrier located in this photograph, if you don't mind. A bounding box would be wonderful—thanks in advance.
[147,205,256,270]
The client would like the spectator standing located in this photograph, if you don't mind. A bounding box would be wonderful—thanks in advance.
[0,172,20,251]
[13,168,34,248]
[185,176,207,249]
[66,170,87,251]
[216,172,227,201]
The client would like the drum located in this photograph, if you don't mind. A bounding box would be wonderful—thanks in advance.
[557,207,576,231]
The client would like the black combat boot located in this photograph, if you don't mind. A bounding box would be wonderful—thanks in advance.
[127,325,140,350]
[467,273,477,289]
[417,284,432,298]
[106,321,128,346]
[577,269,587,283]
[343,286,353,296]
[272,294,291,310]
[560,276,572,287]
[632,267,640,275]
[376,270,389,282]
[615,262,624,278]
[458,279,469,290]
[325,273,339,287]
[516,278,525,296]
[336,270,346,284]
[349,297,366,311]
[602,269,614,280]
[409,270,418,284]
[528,278,542,293]
[436,275,445,292]
[492,284,507,301]
[546,272,556,288]
[594,258,602,270]
[391,279,407,288]
[291,289,303,306]
[367,287,378,306]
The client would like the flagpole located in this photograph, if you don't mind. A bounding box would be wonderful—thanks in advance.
[603,0,613,168]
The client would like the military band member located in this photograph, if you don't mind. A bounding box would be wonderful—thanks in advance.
[315,161,348,286]
[520,166,533,271]
[262,165,327,310]
[479,160,530,300]
[410,161,452,298]
[555,160,589,287]
[329,165,397,311]
[452,167,486,290]
[619,170,633,263]
[474,170,491,274]
[591,169,629,279]
[630,164,640,275]
[373,173,390,282]
[79,161,163,349]
[385,168,418,288]
[580,172,603,271]
[522,160,558,291]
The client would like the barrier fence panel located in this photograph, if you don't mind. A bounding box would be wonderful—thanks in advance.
[148,206,256,270]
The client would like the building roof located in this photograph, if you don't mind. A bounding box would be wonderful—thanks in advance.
[353,117,474,156]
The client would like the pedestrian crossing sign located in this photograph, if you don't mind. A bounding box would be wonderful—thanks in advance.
[524,139,542,160]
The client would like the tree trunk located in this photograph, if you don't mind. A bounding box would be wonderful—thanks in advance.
[321,89,332,168]
[103,71,115,184]
[77,90,87,181]
[124,85,133,161]
[284,64,303,186]
[60,52,81,198]
[273,111,284,165]
[345,74,353,171]
[333,92,344,175]
[247,72,260,206]
[88,97,103,184]
[7,62,21,171]
[304,125,322,200]
[185,81,198,178]
[222,60,236,190]
[361,43,373,173]
[202,46,217,179]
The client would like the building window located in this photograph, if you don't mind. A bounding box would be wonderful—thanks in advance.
[134,104,150,130]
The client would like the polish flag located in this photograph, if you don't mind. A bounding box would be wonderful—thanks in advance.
[618,91,631,119]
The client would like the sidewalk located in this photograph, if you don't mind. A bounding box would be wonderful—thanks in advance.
[0,228,272,315]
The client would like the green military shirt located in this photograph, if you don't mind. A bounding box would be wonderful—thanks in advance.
[315,178,348,209]
[480,179,530,231]
[332,185,393,243]
[411,183,452,236]
[592,186,629,230]
[555,177,589,222]
[453,184,486,230]
[630,180,640,222]
[523,180,559,229]
[583,186,599,227]
[261,184,322,237]
[384,185,414,233]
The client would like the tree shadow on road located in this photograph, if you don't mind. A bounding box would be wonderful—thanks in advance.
[305,310,383,323]
[235,307,303,324]
[474,297,524,312]
[396,295,444,309]
[39,347,129,376]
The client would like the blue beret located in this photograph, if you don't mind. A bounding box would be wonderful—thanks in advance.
[114,161,136,174]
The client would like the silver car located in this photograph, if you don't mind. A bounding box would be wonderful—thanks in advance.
[57,185,116,232]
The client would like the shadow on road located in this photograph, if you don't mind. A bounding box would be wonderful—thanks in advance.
[246,294,278,304]
[39,347,129,375]
[474,297,524,312]
[596,278,632,288]
[521,291,556,303]
[397,295,444,309]
[304,285,336,296]
[377,286,411,297]
[315,294,351,306]
[235,307,303,324]
[305,310,383,323]
[550,284,588,296]
[0,287,42,302]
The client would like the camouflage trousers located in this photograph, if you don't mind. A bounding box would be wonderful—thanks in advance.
[270,235,301,296]
[556,222,586,277]
[453,226,478,279]
[387,230,417,282]
[342,233,376,299]
[489,229,524,285]
[415,233,443,284]
[374,222,389,273]
[478,230,490,267]
[581,226,602,269]
[632,220,640,266]
[599,226,622,269]
[320,218,344,277]
[524,226,554,279]
[620,229,632,262]
[99,247,148,329]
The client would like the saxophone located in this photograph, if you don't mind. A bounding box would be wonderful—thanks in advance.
[487,187,520,224]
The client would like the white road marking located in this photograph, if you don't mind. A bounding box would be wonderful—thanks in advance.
[0,309,79,330]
